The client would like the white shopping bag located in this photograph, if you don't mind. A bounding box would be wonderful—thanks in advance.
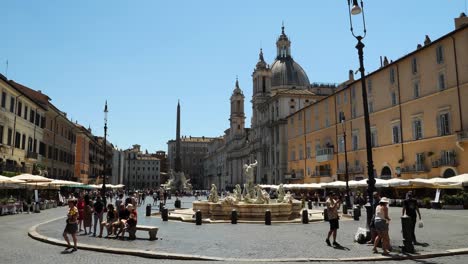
[418,220,424,228]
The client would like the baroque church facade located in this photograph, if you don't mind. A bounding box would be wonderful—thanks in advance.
[204,26,336,190]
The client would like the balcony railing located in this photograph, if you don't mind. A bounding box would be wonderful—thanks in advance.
[316,148,334,163]
[457,131,468,142]
[26,152,38,160]
[285,172,304,180]
[312,169,331,177]
[432,157,458,168]
[401,164,429,173]
[337,165,364,174]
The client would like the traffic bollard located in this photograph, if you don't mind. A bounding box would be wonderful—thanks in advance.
[308,200,312,209]
[302,209,309,224]
[174,199,181,209]
[231,209,238,224]
[162,207,169,221]
[265,210,271,225]
[401,215,415,253]
[342,203,348,215]
[353,206,361,221]
[146,204,151,216]
[195,210,202,225]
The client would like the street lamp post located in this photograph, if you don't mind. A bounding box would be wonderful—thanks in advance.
[347,0,376,215]
[341,116,351,209]
[101,101,108,205]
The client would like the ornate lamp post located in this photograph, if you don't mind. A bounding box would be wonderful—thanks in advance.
[346,0,376,216]
[101,101,108,205]
[341,115,351,209]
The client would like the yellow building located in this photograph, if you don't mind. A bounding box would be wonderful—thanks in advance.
[288,15,468,183]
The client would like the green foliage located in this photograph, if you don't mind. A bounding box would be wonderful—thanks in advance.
[1,171,20,177]
[442,191,468,205]
[422,197,431,206]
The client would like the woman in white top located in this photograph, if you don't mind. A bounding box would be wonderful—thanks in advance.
[373,197,391,255]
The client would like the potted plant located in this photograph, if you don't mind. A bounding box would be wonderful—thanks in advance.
[422,197,432,209]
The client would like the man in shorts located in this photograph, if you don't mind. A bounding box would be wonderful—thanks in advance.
[325,192,342,247]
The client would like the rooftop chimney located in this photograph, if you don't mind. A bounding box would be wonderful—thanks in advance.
[424,35,431,45]
[455,12,468,29]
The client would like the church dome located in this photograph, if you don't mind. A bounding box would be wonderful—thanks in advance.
[270,25,310,88]
[270,58,310,88]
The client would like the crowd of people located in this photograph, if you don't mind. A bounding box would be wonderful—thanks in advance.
[324,190,422,255]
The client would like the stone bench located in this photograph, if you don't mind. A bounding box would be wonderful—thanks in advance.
[128,225,159,240]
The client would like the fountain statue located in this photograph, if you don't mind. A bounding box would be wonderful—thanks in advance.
[191,160,301,221]
[163,170,193,192]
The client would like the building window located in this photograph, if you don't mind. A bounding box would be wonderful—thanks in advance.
[436,45,444,64]
[371,128,378,147]
[368,101,374,113]
[411,57,418,74]
[14,132,21,148]
[437,112,450,136]
[412,118,423,140]
[392,124,401,143]
[343,91,348,103]
[17,101,22,116]
[351,104,357,118]
[7,128,13,145]
[367,79,373,95]
[416,153,425,171]
[413,81,420,98]
[9,97,15,113]
[0,125,3,144]
[352,131,359,151]
[290,148,296,161]
[306,142,311,158]
[1,92,6,108]
[299,145,304,160]
[351,86,356,99]
[337,94,341,105]
[338,135,344,153]
[391,91,397,106]
[389,68,395,84]
[29,109,35,123]
[438,73,446,90]
[325,115,330,127]
[24,106,28,119]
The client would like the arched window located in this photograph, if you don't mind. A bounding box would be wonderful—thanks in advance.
[443,168,456,178]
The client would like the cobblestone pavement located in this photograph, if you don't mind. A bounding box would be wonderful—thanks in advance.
[1,196,468,264]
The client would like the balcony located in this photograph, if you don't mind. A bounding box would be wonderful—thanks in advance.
[337,165,364,174]
[312,169,332,177]
[26,152,38,160]
[285,171,304,180]
[457,131,468,142]
[401,164,429,173]
[316,148,334,163]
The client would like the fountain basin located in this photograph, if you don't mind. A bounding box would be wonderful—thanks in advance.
[192,200,302,221]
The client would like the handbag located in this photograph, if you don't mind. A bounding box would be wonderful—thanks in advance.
[418,220,424,228]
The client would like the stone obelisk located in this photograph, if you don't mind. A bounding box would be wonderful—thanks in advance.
[175,100,182,173]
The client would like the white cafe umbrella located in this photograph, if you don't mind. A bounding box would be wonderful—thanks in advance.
[0,175,26,184]
[446,174,468,187]
[11,174,53,183]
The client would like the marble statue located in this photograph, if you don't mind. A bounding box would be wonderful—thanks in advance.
[284,191,294,203]
[233,184,243,201]
[208,184,219,203]
[277,184,286,203]
[255,185,270,204]
[243,160,258,182]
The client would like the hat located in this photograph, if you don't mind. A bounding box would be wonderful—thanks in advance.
[379,197,390,204]
[126,204,134,210]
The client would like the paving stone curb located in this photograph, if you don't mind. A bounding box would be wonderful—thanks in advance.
[29,217,468,262]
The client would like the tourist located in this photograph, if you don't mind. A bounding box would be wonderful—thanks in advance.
[373,197,391,255]
[325,192,341,247]
[125,205,138,240]
[77,195,85,232]
[114,204,131,239]
[83,199,93,235]
[63,199,78,252]
[153,191,158,205]
[100,203,117,238]
[402,191,421,244]
[367,191,381,244]
[115,193,123,213]
[93,196,104,237]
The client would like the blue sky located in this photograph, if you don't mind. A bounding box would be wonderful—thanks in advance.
[1,1,465,152]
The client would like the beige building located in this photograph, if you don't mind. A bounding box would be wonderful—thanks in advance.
[288,15,468,183]
[0,75,46,174]
[124,144,160,189]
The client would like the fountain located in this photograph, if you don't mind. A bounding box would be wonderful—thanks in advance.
[192,161,302,221]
